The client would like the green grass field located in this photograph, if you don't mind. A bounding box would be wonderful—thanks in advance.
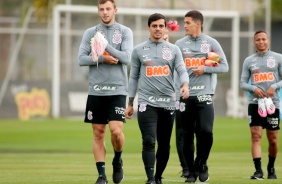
[0,117,281,184]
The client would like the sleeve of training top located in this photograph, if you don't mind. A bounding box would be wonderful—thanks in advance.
[204,38,229,74]
[240,57,257,92]
[271,53,282,89]
[104,27,133,65]
[78,28,96,66]
[128,48,140,98]
[174,46,189,86]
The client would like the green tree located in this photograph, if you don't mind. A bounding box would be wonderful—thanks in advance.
[271,0,282,22]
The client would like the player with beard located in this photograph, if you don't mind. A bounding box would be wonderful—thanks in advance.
[125,13,189,184]
[78,0,133,184]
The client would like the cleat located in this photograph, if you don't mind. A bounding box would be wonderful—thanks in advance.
[185,172,197,183]
[146,178,156,184]
[198,164,209,182]
[267,168,277,179]
[250,170,264,180]
[181,168,189,178]
[264,97,275,115]
[95,175,108,184]
[258,98,267,117]
[155,177,163,184]
[112,159,124,183]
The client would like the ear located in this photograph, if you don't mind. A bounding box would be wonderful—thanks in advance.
[114,8,117,15]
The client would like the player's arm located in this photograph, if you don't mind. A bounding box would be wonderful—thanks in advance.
[174,47,189,99]
[78,29,97,66]
[270,54,282,90]
[240,58,257,92]
[104,28,134,65]
[204,39,229,73]
[125,49,140,119]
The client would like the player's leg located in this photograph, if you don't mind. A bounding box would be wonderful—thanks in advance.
[137,104,158,183]
[154,107,174,183]
[180,97,197,182]
[265,109,280,179]
[108,95,126,183]
[175,109,188,177]
[249,104,264,180]
[84,95,109,183]
[195,94,214,182]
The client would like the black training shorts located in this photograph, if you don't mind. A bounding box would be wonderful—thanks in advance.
[248,104,280,130]
[84,95,126,124]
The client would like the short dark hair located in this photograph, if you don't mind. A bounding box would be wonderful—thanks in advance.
[98,0,116,8]
[148,13,167,27]
[185,10,203,31]
[254,30,267,37]
[185,10,203,23]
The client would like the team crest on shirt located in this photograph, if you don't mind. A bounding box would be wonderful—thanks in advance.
[112,29,122,44]
[266,56,276,68]
[162,49,172,61]
[200,43,210,53]
[112,33,122,44]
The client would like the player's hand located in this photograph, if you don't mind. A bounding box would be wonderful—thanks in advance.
[103,55,119,64]
[254,87,266,98]
[192,66,204,76]
[266,87,275,97]
[180,82,189,99]
[125,106,134,119]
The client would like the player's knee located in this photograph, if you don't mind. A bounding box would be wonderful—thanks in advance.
[142,135,155,150]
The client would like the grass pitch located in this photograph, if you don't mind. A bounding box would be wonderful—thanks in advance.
[0,117,281,184]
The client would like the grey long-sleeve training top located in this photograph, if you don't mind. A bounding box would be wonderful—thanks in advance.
[240,50,282,108]
[128,39,189,108]
[78,22,133,96]
[175,33,229,98]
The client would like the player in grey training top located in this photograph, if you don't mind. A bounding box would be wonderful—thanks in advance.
[240,30,282,180]
[175,10,229,183]
[78,1,133,184]
[78,20,133,96]
[125,13,189,184]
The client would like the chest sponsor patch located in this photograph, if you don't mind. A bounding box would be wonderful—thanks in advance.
[146,65,169,77]
[185,57,206,67]
[253,72,274,83]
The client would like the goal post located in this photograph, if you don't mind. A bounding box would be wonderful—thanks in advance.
[52,5,240,118]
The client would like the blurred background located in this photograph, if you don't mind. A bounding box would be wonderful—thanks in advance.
[0,0,281,120]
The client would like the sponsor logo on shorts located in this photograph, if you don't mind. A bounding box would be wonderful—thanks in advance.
[139,104,147,112]
[179,102,185,112]
[115,107,125,116]
[197,94,212,103]
[248,115,252,124]
[87,111,93,120]
[267,117,279,128]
